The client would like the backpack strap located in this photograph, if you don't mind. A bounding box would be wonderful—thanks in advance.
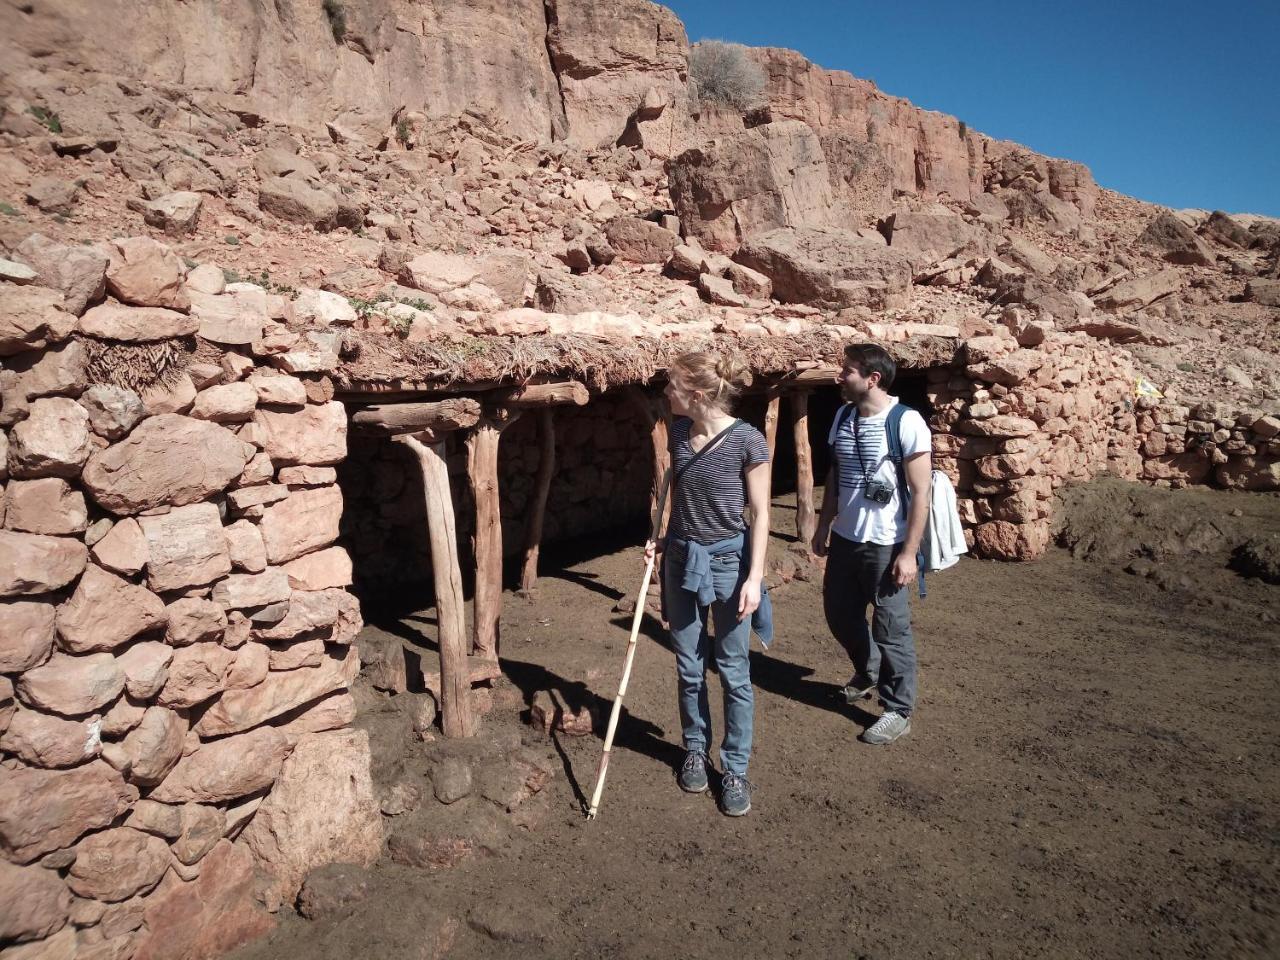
[828,403,856,494]
[885,403,927,600]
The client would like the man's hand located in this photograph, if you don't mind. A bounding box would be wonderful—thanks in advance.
[811,525,830,557]
[892,549,917,588]
[737,577,762,622]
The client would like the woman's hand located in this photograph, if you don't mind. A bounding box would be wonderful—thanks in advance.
[643,537,665,562]
[737,576,762,622]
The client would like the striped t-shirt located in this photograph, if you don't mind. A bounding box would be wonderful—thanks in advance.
[668,417,771,545]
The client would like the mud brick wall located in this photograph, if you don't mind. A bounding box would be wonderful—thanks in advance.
[340,392,653,601]
[0,250,381,959]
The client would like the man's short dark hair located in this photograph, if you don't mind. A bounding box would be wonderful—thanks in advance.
[843,342,896,389]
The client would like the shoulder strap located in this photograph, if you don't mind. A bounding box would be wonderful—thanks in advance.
[674,419,742,485]
[885,403,909,499]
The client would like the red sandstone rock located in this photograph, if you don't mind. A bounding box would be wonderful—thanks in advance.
[602,216,679,263]
[226,642,269,690]
[139,504,231,592]
[116,641,173,700]
[190,287,269,346]
[0,708,101,768]
[67,827,170,903]
[0,600,56,672]
[223,520,268,573]
[255,588,362,644]
[211,568,291,609]
[0,284,76,356]
[164,597,228,647]
[281,546,353,590]
[105,237,190,310]
[8,397,93,479]
[15,234,108,316]
[78,302,198,341]
[194,646,358,737]
[3,478,89,535]
[56,564,167,653]
[0,858,72,943]
[83,415,251,514]
[879,210,993,265]
[1136,211,1216,268]
[259,485,343,563]
[18,652,124,717]
[190,382,259,423]
[90,517,148,575]
[150,725,290,803]
[79,385,146,441]
[158,644,235,709]
[247,371,306,406]
[0,530,87,596]
[120,706,188,787]
[734,227,912,309]
[252,401,347,466]
[240,729,383,907]
[131,841,274,960]
[973,519,1050,561]
[0,761,135,863]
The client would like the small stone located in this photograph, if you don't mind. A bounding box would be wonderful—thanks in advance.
[66,827,170,902]
[379,780,422,817]
[164,597,227,646]
[432,757,473,804]
[115,642,173,699]
[295,863,372,920]
[79,385,146,440]
[90,517,148,575]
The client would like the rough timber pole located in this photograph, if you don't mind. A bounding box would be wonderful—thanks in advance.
[792,390,817,546]
[467,411,519,662]
[397,432,474,738]
[626,386,671,528]
[763,388,781,462]
[520,409,556,596]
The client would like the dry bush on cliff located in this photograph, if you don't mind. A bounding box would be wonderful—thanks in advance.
[689,40,766,112]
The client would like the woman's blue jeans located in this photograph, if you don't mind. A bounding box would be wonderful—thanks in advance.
[663,546,754,776]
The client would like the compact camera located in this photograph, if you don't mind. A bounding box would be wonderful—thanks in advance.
[864,479,895,504]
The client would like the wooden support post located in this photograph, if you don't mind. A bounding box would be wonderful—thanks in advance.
[395,433,474,739]
[520,409,556,596]
[466,411,520,662]
[763,388,781,463]
[792,390,817,546]
[626,387,670,528]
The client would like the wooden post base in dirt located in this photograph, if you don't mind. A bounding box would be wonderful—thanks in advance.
[396,432,474,739]
[520,408,556,596]
[467,411,521,662]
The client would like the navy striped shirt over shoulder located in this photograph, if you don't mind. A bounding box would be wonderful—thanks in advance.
[668,417,770,545]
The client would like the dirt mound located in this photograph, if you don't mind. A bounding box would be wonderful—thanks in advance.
[1054,475,1280,591]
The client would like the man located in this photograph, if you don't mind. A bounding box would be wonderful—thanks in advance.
[812,343,931,745]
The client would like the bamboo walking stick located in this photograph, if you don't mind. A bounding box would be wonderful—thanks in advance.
[585,467,672,820]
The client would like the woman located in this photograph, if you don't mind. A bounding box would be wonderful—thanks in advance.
[647,351,771,816]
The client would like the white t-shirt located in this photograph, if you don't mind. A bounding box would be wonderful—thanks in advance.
[827,399,931,546]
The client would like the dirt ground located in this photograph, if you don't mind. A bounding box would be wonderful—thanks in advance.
[234,481,1279,960]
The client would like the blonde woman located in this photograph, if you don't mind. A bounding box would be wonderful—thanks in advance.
[646,351,772,816]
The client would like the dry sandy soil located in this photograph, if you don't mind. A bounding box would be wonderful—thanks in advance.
[234,481,1279,960]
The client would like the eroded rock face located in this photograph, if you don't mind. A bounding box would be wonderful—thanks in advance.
[240,729,383,907]
[668,120,837,254]
[734,227,913,309]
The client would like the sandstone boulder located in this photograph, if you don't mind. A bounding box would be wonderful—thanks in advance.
[158,643,235,709]
[602,217,679,263]
[255,588,362,644]
[668,120,836,254]
[18,651,124,717]
[15,234,108,315]
[149,726,290,803]
[83,415,250,513]
[164,597,228,646]
[67,827,170,902]
[3,478,88,535]
[1244,279,1280,307]
[211,568,291,609]
[121,706,188,785]
[56,564,166,653]
[90,517,148,575]
[0,708,101,769]
[78,302,198,341]
[1136,211,1216,267]
[281,546,353,590]
[116,641,173,700]
[224,520,268,573]
[258,177,339,230]
[139,503,231,592]
[734,227,913,309]
[0,284,76,355]
[0,530,87,596]
[240,729,383,907]
[0,600,56,672]
[1092,269,1181,311]
[0,761,134,863]
[79,385,146,440]
[253,401,347,465]
[194,647,358,737]
[7,397,93,478]
[879,210,993,265]
[105,236,190,310]
[259,485,343,564]
[190,286,269,345]
[136,192,203,236]
[0,858,71,943]
[190,381,258,422]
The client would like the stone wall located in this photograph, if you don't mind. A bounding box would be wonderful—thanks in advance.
[340,393,653,605]
[0,248,381,958]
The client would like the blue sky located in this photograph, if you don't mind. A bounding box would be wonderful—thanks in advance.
[664,0,1280,217]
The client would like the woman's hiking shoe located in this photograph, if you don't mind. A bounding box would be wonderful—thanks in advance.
[677,750,710,793]
[840,672,876,705]
[719,773,752,816]
[859,711,911,745]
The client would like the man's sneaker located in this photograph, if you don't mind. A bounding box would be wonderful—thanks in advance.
[840,672,876,705]
[719,773,752,816]
[677,750,710,793]
[859,711,911,745]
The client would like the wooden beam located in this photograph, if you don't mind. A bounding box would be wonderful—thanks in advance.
[520,409,556,596]
[626,386,671,529]
[792,390,817,546]
[351,398,481,435]
[763,389,781,464]
[466,411,521,662]
[394,433,474,738]
[489,380,588,407]
[781,367,840,389]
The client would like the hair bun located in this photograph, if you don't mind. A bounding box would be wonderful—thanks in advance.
[715,354,750,388]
